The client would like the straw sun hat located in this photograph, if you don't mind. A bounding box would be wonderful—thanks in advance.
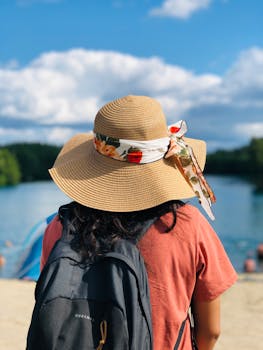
[49,95,206,212]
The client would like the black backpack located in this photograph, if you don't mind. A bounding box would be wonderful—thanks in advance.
[26,214,188,350]
[26,215,155,350]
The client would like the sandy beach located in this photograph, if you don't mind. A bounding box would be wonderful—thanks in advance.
[0,274,262,350]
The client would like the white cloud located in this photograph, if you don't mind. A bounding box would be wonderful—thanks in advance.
[149,0,212,19]
[1,47,263,150]
[0,49,220,125]
[235,123,263,139]
[0,59,20,70]
[43,127,77,144]
[0,127,75,145]
[222,47,263,107]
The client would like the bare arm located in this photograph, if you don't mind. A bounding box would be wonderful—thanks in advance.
[192,296,221,350]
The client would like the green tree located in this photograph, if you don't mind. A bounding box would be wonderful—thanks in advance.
[6,143,61,182]
[206,147,250,174]
[0,148,21,186]
[249,138,263,173]
[206,138,263,175]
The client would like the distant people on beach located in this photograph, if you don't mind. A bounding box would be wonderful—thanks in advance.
[243,256,256,273]
[257,243,263,260]
[0,254,6,268]
[243,243,263,273]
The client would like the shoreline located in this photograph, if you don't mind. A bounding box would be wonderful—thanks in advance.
[0,274,263,349]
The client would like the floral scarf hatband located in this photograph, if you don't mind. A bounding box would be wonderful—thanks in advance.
[165,120,216,220]
[93,120,216,220]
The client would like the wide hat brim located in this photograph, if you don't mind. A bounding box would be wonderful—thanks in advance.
[49,133,206,212]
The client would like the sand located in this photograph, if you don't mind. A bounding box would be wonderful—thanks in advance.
[0,275,262,350]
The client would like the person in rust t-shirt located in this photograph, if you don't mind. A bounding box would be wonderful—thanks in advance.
[40,95,237,350]
[41,204,237,350]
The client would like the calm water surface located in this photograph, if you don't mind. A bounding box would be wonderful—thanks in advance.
[0,176,263,277]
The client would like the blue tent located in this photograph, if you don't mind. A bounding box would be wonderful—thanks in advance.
[16,213,56,281]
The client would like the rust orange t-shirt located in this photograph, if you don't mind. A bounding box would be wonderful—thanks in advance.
[41,204,237,350]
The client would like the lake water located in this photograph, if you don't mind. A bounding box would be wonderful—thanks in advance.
[0,176,263,278]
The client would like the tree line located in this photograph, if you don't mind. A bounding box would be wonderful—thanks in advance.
[0,138,262,187]
[0,143,61,186]
[206,138,263,175]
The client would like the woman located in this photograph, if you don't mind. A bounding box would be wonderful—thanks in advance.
[41,95,237,349]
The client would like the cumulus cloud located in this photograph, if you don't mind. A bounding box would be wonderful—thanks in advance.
[0,47,263,150]
[0,49,220,124]
[0,126,75,145]
[222,47,263,107]
[235,123,263,139]
[149,0,212,19]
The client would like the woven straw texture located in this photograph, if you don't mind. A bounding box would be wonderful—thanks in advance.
[49,95,206,212]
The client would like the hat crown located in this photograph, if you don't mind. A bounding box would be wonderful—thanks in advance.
[50,94,207,212]
[94,95,168,140]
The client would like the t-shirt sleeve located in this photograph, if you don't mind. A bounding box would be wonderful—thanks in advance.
[193,210,238,302]
[40,215,63,271]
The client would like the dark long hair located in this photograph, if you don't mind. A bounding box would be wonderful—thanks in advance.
[58,200,184,262]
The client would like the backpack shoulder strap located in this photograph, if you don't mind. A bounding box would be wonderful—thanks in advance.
[105,251,137,273]
[105,238,153,347]
[133,216,158,243]
[174,317,187,350]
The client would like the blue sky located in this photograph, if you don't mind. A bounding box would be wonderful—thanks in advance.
[0,0,263,151]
